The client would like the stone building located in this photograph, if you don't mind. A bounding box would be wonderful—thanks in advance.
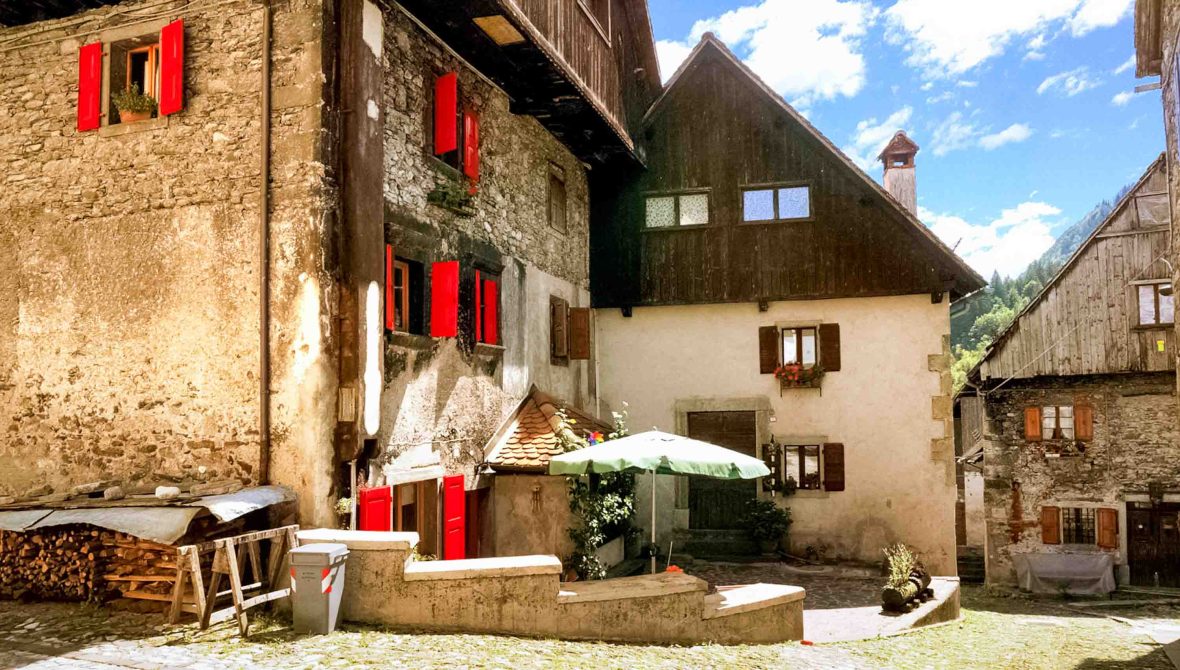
[590,36,984,574]
[965,156,1179,589]
[0,0,659,560]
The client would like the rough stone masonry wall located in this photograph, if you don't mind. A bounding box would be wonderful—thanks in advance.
[1161,2,1180,416]
[981,372,1179,586]
[0,0,336,517]
[373,5,593,486]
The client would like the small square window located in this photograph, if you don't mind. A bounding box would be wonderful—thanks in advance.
[1041,405,1074,440]
[743,185,811,222]
[109,36,161,125]
[1062,507,1096,544]
[782,445,821,490]
[781,327,817,367]
[1138,282,1174,326]
[393,257,426,335]
[644,193,709,228]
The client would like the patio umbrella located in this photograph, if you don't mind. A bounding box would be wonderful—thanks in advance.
[548,430,770,574]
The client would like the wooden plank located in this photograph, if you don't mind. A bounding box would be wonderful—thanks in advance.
[225,542,249,636]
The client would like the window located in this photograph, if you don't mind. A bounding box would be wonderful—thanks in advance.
[644,192,709,228]
[742,185,811,222]
[475,270,499,346]
[76,19,183,132]
[388,256,425,335]
[549,164,567,233]
[1138,282,1174,326]
[782,445,822,490]
[782,327,817,367]
[1042,405,1074,440]
[1061,507,1097,544]
[577,0,610,43]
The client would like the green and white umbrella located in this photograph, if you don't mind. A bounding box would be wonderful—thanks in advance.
[548,430,770,573]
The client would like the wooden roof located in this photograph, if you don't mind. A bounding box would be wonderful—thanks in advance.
[0,0,120,27]
[1134,0,1163,77]
[484,387,612,473]
[972,154,1172,383]
[878,131,919,161]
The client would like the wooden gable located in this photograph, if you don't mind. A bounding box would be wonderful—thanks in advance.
[590,36,984,308]
[976,155,1173,382]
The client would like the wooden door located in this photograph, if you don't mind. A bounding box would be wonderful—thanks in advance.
[687,411,757,530]
[1129,503,1180,587]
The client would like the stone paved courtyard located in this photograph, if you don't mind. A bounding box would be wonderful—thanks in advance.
[0,586,1175,669]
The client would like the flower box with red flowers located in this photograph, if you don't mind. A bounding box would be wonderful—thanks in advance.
[774,363,824,390]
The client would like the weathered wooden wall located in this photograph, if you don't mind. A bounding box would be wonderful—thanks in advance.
[979,157,1174,381]
[591,44,976,308]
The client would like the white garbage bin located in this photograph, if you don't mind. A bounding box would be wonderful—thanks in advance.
[288,542,349,634]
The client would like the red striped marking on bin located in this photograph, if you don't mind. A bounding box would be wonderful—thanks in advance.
[321,567,332,594]
[290,567,297,593]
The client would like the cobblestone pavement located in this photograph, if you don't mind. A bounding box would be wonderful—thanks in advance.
[0,588,1174,669]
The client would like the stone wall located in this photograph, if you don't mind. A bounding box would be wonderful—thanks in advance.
[1158,3,1180,420]
[373,6,594,488]
[0,0,338,524]
[980,372,1179,586]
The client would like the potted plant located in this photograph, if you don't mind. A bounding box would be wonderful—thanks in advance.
[742,498,792,554]
[334,496,352,529]
[112,83,156,123]
[774,363,824,389]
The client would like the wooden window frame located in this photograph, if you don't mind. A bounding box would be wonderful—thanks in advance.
[781,444,822,491]
[1135,280,1174,327]
[1060,506,1097,545]
[576,0,611,46]
[1041,404,1075,440]
[740,182,813,224]
[780,326,818,368]
[548,164,567,234]
[641,189,711,231]
[125,44,161,99]
[392,259,410,333]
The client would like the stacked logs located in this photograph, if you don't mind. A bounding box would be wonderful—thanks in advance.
[0,526,115,602]
[881,564,933,612]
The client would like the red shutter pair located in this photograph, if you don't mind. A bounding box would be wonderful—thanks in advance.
[77,19,184,132]
[433,73,480,189]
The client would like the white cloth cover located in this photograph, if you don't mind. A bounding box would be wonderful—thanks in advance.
[1013,552,1116,595]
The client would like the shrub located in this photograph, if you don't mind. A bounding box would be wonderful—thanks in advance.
[883,542,917,588]
[742,498,791,543]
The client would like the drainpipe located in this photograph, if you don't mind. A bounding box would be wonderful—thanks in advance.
[258,0,273,485]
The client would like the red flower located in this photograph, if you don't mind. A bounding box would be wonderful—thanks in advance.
[665,565,683,573]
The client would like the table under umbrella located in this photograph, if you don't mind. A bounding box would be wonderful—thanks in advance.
[548,430,770,574]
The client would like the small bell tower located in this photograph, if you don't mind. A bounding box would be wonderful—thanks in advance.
[878,131,919,215]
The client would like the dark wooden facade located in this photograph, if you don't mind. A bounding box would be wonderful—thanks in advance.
[591,37,983,308]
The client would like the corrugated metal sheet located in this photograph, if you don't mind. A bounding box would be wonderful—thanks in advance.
[0,510,52,532]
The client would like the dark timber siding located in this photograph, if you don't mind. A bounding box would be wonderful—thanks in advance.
[591,47,963,308]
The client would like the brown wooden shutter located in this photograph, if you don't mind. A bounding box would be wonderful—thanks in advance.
[1041,506,1060,544]
[1024,407,1042,442]
[1074,403,1093,441]
[569,308,591,360]
[822,443,845,492]
[1096,508,1118,549]
[819,323,841,371]
[759,326,780,374]
[551,296,569,358]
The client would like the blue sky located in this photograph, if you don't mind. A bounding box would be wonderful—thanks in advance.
[647,0,1161,279]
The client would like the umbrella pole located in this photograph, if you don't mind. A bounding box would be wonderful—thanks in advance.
[650,470,656,575]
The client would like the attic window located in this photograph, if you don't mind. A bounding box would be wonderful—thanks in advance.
[743,185,811,222]
[1137,282,1174,326]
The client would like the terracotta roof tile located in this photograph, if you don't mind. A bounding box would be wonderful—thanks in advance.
[486,389,613,473]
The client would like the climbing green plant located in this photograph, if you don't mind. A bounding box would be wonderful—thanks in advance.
[556,404,636,580]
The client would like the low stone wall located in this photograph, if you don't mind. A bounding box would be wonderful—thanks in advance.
[297,529,805,645]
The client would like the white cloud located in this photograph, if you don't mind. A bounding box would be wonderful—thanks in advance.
[930,112,980,156]
[1113,54,1136,75]
[920,81,934,91]
[956,80,979,88]
[921,202,1062,278]
[1111,90,1134,106]
[842,106,914,171]
[656,0,879,106]
[885,0,1132,77]
[926,91,955,104]
[979,123,1033,150]
[1037,67,1102,96]
[655,40,694,83]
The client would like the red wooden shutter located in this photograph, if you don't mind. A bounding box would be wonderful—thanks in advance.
[159,19,184,116]
[1024,407,1042,442]
[384,245,395,331]
[1075,403,1093,441]
[77,42,103,132]
[474,270,482,343]
[463,110,480,188]
[482,279,498,345]
[819,323,841,371]
[442,474,465,560]
[569,307,591,360]
[822,443,845,492]
[430,261,460,338]
[433,73,458,155]
[1041,506,1060,544]
[1096,508,1118,549]
[358,486,392,531]
[758,326,780,374]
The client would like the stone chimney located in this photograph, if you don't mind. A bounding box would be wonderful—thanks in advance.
[878,131,919,215]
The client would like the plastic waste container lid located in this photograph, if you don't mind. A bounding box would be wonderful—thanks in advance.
[289,542,350,565]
